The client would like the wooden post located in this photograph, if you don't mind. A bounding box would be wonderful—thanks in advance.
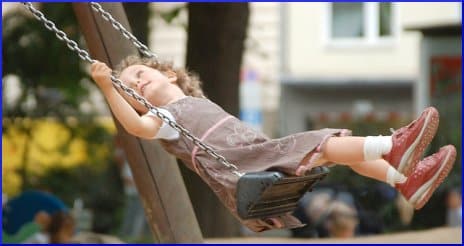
[72,3,203,243]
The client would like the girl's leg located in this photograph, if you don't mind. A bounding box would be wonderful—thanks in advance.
[322,136,391,164]
[342,159,407,186]
[322,137,365,164]
[296,136,391,176]
[343,159,389,182]
[340,159,401,184]
[321,107,438,175]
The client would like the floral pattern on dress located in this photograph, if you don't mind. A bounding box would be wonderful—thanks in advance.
[271,136,297,154]
[226,121,259,148]
[159,97,352,232]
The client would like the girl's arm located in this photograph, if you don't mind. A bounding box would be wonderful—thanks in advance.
[103,87,161,139]
[91,61,161,139]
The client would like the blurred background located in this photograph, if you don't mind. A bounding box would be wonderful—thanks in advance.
[2,2,461,243]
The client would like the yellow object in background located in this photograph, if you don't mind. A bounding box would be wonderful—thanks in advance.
[2,117,116,197]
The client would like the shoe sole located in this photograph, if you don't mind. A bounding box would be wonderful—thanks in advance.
[409,146,456,209]
[398,108,439,176]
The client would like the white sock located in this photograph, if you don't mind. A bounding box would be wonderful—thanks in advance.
[386,166,407,187]
[363,136,393,161]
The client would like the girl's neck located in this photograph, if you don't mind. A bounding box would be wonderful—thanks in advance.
[154,87,186,106]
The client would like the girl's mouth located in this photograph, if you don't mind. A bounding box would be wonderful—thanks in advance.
[140,81,151,96]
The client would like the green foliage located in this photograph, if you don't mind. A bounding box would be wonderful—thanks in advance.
[3,3,125,234]
[155,5,187,30]
[2,3,90,118]
[158,6,184,24]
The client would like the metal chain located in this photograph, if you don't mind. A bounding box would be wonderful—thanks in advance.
[89,2,157,60]
[21,2,242,177]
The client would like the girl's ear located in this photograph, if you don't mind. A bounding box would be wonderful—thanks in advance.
[165,70,178,84]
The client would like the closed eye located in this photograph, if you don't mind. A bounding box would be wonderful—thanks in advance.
[136,70,143,79]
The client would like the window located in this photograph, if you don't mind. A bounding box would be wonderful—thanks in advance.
[326,2,398,46]
[379,2,393,37]
[332,3,364,38]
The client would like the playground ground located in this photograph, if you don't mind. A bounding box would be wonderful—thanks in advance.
[205,227,462,244]
[70,226,461,243]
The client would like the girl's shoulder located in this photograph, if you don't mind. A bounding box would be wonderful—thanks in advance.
[164,96,211,108]
[162,96,227,116]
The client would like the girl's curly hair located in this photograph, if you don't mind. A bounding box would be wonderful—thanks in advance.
[113,55,205,98]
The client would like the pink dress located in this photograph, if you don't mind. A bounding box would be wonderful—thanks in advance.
[158,96,352,232]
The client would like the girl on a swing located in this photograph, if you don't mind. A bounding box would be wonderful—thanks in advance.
[90,56,456,232]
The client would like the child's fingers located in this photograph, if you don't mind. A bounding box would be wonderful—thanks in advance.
[93,60,104,66]
[100,66,111,75]
[91,62,105,73]
[96,65,108,74]
[90,62,98,72]
[92,61,104,68]
[90,62,112,82]
[96,63,110,72]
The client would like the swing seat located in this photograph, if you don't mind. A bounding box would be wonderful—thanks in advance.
[236,166,329,220]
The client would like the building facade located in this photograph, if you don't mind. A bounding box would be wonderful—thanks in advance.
[279,2,461,136]
[147,2,460,137]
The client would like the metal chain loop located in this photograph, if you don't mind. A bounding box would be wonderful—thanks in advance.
[21,2,242,177]
[89,2,157,60]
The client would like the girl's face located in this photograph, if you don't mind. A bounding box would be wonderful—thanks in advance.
[118,64,177,112]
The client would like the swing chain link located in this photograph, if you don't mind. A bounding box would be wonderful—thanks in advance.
[21,2,242,177]
[89,2,157,60]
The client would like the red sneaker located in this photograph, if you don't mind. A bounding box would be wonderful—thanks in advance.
[396,145,456,210]
[383,107,439,176]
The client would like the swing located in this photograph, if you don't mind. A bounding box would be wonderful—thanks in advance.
[22,2,329,220]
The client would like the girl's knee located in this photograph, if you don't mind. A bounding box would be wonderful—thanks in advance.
[320,135,337,158]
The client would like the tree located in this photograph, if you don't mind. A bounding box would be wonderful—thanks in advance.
[2,3,91,189]
[122,3,150,45]
[2,3,90,119]
[2,3,124,234]
[182,3,250,237]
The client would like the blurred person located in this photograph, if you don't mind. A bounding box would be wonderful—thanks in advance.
[2,190,75,243]
[445,187,462,227]
[290,190,331,238]
[3,211,50,243]
[3,210,75,244]
[2,190,67,236]
[301,190,332,238]
[47,211,76,244]
[325,201,359,238]
[90,56,457,232]
[292,188,358,238]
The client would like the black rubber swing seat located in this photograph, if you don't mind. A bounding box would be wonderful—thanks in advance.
[236,166,330,220]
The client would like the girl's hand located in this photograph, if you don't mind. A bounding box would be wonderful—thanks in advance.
[91,61,113,91]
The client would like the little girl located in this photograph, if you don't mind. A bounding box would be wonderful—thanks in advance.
[91,56,456,232]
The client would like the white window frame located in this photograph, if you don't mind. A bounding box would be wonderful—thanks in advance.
[323,2,399,48]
